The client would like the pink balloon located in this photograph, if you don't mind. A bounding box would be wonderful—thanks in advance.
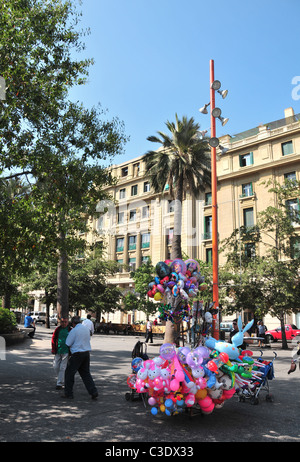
[170,379,180,391]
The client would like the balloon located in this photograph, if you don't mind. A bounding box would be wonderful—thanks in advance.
[127,374,136,389]
[148,397,156,406]
[184,259,200,273]
[170,259,187,275]
[170,379,180,391]
[177,347,191,364]
[151,407,158,416]
[154,292,163,301]
[155,261,171,278]
[131,357,143,372]
[160,343,176,360]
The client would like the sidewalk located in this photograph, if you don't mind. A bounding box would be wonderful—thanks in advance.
[0,327,300,443]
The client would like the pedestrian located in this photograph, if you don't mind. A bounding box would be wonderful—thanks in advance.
[258,321,267,347]
[145,318,153,343]
[51,317,71,390]
[24,312,35,338]
[62,316,98,400]
[82,314,94,336]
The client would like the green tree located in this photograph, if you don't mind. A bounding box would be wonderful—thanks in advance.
[220,179,300,349]
[143,114,211,260]
[124,260,157,319]
[0,1,128,319]
[0,0,92,160]
[143,115,211,343]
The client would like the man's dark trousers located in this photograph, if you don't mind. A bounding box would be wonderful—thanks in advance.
[64,351,97,398]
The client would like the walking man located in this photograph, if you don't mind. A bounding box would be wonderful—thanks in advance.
[145,318,153,343]
[63,316,98,400]
[51,317,71,390]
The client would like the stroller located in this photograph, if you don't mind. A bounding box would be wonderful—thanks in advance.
[237,350,277,405]
[125,341,148,407]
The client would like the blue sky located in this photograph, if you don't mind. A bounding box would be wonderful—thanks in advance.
[70,0,300,165]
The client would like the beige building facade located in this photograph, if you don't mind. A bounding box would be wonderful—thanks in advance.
[89,107,300,328]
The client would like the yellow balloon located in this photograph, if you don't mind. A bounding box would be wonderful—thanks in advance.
[160,405,166,412]
[154,292,163,301]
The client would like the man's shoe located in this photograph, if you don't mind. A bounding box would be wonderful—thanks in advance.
[56,385,63,390]
[61,394,73,399]
[91,392,98,400]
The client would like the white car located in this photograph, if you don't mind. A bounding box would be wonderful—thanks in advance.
[50,314,58,326]
[31,311,47,324]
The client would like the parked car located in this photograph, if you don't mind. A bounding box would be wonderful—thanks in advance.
[50,314,58,326]
[31,311,46,324]
[220,322,233,333]
[265,324,300,343]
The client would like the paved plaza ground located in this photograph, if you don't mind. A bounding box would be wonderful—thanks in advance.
[0,325,299,446]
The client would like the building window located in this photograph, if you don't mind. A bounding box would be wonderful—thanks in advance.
[291,236,300,259]
[119,188,126,199]
[116,237,124,252]
[245,243,256,259]
[168,200,175,213]
[129,257,136,271]
[129,209,136,222]
[241,182,253,197]
[133,163,140,176]
[128,235,137,250]
[206,248,212,264]
[131,185,138,196]
[141,233,150,248]
[142,205,150,219]
[205,192,212,206]
[117,211,125,224]
[166,228,174,246]
[121,166,128,177]
[282,141,293,156]
[243,207,254,228]
[142,256,150,264]
[239,152,253,167]
[143,181,150,193]
[204,216,212,240]
[117,259,123,272]
[286,199,300,225]
[284,171,296,184]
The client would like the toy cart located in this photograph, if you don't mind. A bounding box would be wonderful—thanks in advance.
[125,341,148,408]
[237,350,277,405]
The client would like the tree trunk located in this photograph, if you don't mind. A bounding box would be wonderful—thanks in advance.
[171,175,184,261]
[57,231,69,320]
[165,176,184,345]
[280,314,288,349]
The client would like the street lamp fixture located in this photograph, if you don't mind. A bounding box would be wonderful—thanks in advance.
[208,137,219,148]
[199,102,210,114]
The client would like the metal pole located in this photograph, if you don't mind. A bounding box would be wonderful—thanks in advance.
[209,59,219,339]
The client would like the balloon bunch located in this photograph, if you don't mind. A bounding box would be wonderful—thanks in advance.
[158,303,192,324]
[147,259,207,322]
[127,341,259,417]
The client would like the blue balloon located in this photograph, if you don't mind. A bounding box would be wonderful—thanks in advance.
[151,407,158,416]
[165,399,173,408]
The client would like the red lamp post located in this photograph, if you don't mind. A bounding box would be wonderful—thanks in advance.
[199,60,229,340]
[209,59,219,339]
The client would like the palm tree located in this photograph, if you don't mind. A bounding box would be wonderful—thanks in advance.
[143,114,211,343]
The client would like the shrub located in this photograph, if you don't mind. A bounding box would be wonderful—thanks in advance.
[0,308,18,333]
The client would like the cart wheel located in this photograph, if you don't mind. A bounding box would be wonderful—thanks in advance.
[266,394,274,402]
[250,396,259,405]
[125,392,132,401]
[238,396,246,402]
